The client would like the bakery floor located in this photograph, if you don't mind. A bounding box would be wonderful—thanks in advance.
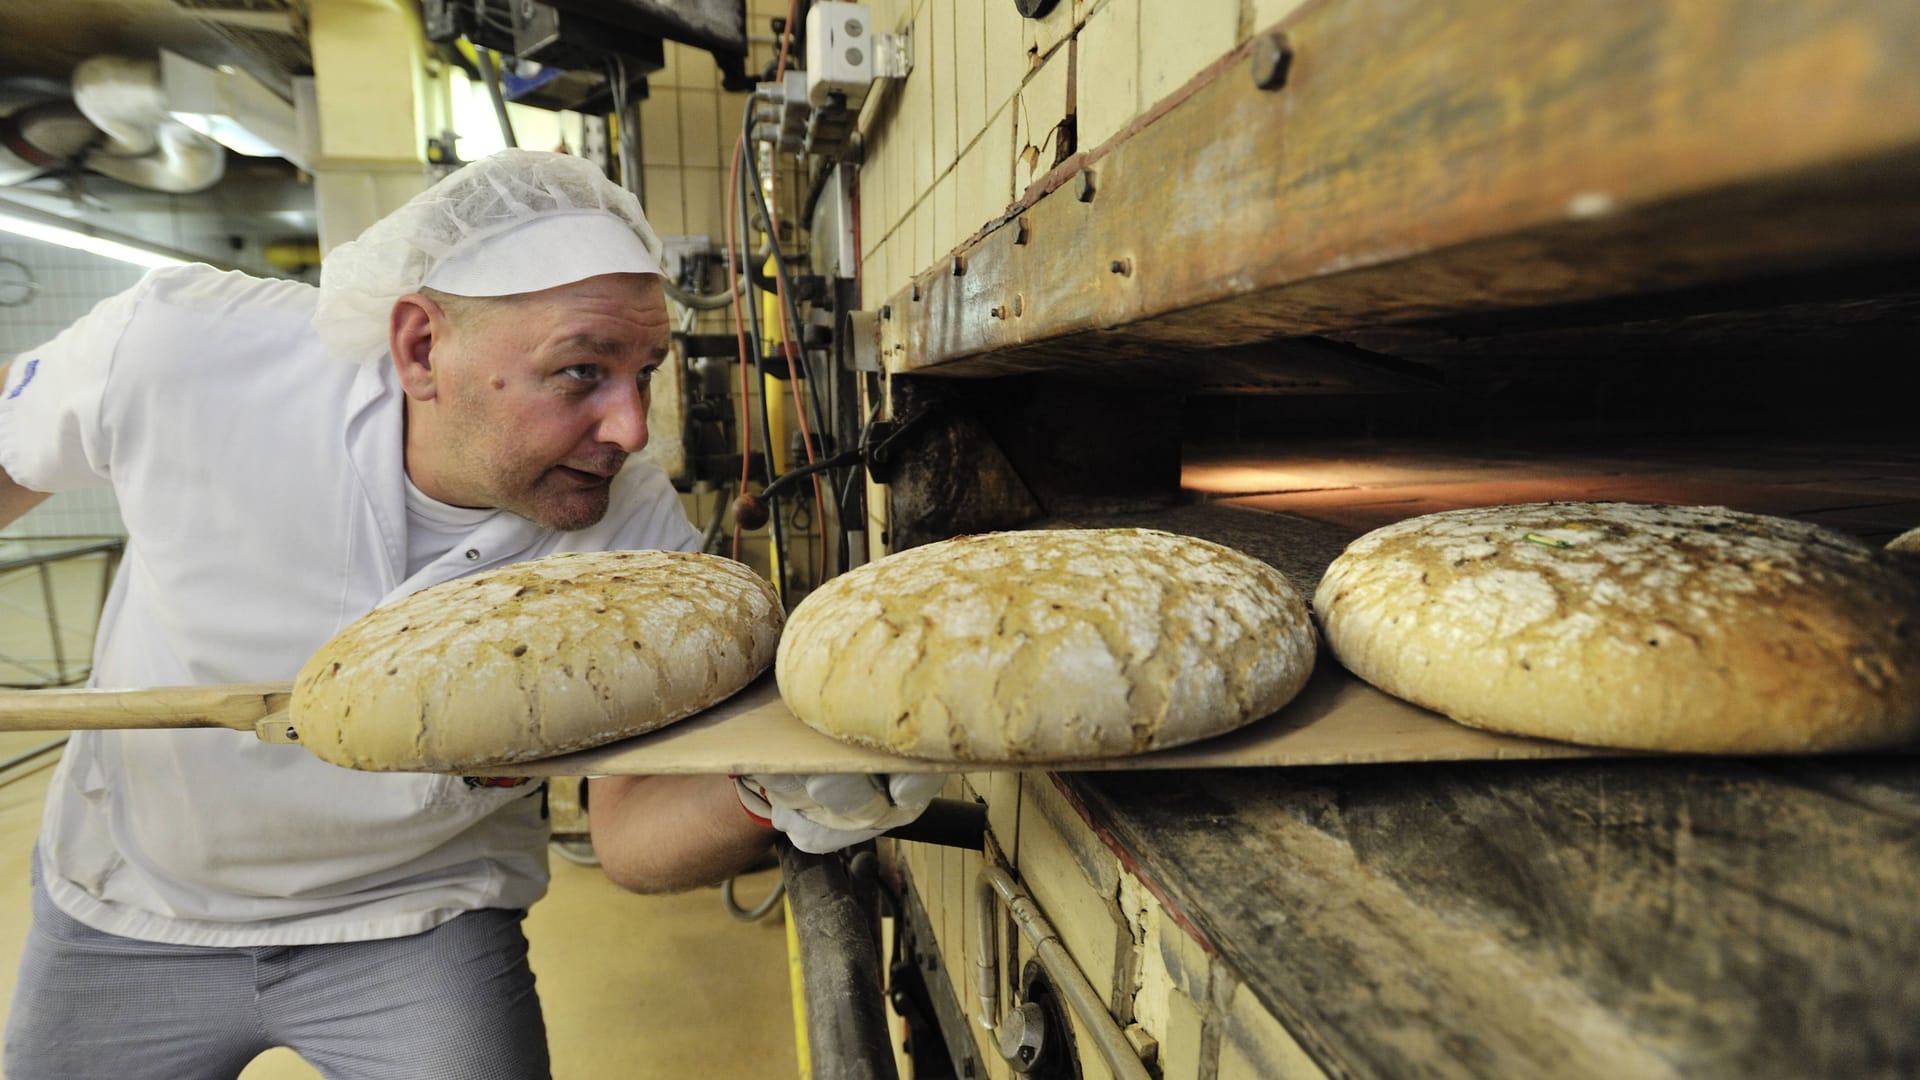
[0,556,800,1079]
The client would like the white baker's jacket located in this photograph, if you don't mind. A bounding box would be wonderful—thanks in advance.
[0,265,700,946]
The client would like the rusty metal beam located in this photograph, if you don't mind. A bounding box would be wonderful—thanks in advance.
[877,0,1920,379]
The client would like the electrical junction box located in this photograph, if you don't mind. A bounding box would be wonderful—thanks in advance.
[805,2,876,108]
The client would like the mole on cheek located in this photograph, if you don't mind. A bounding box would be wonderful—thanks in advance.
[490,377,506,390]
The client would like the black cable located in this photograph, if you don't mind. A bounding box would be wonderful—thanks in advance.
[797,159,837,241]
[740,120,837,463]
[721,873,785,922]
[741,124,856,589]
[760,447,864,502]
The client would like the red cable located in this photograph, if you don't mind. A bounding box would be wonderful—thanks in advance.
[774,0,799,79]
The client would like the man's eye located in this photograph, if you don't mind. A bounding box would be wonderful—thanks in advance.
[637,366,658,388]
[560,363,602,382]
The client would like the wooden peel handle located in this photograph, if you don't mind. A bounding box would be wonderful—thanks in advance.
[0,682,294,732]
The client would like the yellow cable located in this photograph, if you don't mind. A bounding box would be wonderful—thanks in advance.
[762,255,790,593]
[785,892,812,1078]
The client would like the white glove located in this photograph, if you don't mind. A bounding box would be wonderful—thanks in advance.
[735,773,948,854]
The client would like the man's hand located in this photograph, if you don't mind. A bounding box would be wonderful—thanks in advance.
[736,773,947,854]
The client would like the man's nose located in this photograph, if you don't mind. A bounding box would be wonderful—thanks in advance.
[596,382,650,453]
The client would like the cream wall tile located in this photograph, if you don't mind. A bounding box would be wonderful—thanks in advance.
[1139,0,1236,107]
[858,152,886,260]
[1249,0,1312,32]
[638,88,682,167]
[934,778,968,997]
[983,100,1016,220]
[1015,780,1121,1002]
[1075,0,1139,154]
[679,89,722,171]
[933,168,957,262]
[907,5,935,203]
[939,842,966,997]
[914,195,935,280]
[929,0,957,177]
[1048,994,1120,1080]
[1130,880,1211,1078]
[863,237,888,309]
[952,0,987,157]
[714,93,747,171]
[640,167,686,235]
[1022,0,1079,63]
[683,165,727,241]
[1013,45,1071,196]
[655,41,685,88]
[955,141,987,242]
[914,837,940,974]
[686,40,723,89]
[866,150,895,259]
[982,1,1027,128]
[889,118,914,238]
[970,771,1020,858]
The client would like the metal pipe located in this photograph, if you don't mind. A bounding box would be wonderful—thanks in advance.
[477,46,517,149]
[975,864,1154,1080]
[36,563,66,682]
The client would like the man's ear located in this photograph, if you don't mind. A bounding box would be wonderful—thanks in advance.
[390,293,448,400]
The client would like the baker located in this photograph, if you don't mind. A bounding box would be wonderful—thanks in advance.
[0,149,938,1079]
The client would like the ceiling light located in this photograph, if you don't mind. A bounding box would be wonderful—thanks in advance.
[0,208,191,270]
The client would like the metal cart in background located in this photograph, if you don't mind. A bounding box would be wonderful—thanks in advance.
[0,536,123,689]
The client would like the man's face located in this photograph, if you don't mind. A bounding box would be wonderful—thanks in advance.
[408,273,671,531]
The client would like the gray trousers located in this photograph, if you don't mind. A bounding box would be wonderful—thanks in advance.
[5,870,551,1080]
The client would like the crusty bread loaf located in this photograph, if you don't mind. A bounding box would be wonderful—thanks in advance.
[1889,527,1920,555]
[292,550,783,770]
[1313,502,1920,753]
[776,528,1318,762]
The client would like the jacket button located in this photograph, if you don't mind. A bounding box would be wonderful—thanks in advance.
[465,548,480,561]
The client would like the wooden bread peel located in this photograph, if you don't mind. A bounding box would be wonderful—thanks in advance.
[0,682,301,744]
[0,663,1617,774]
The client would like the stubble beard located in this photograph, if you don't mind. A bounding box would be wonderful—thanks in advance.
[508,451,628,532]
[518,481,613,531]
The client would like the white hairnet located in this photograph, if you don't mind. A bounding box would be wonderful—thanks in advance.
[312,149,664,366]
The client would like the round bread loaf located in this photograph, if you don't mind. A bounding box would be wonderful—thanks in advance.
[292,550,783,770]
[1889,527,1920,555]
[776,528,1318,762]
[1313,502,1920,753]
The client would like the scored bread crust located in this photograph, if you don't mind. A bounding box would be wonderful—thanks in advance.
[292,550,783,770]
[776,528,1318,763]
[1312,502,1920,753]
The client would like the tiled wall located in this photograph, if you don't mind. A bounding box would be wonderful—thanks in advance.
[0,237,144,539]
[854,0,1308,309]
[637,7,828,591]
[621,0,1312,588]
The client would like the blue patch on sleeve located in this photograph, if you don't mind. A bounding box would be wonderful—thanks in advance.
[5,357,38,400]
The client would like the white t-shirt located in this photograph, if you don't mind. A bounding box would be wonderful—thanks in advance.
[0,264,700,947]
[404,474,500,576]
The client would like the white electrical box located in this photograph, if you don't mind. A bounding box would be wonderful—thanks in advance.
[804,2,875,108]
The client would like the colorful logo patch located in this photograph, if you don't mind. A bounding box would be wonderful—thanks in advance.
[5,357,38,400]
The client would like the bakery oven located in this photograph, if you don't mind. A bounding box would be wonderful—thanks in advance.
[805,3,1920,1078]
